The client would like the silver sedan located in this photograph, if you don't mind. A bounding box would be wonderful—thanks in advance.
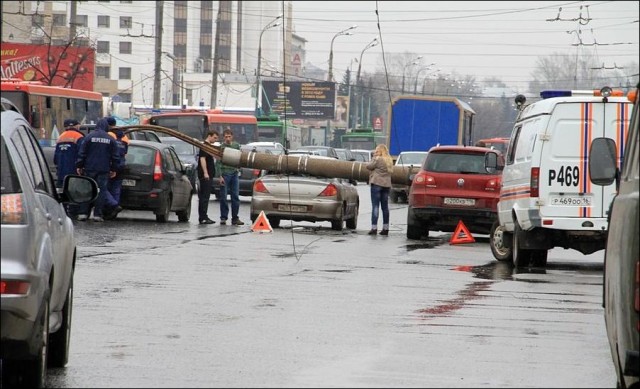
[249,156,359,231]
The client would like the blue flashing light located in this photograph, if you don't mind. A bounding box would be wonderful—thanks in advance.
[540,90,572,99]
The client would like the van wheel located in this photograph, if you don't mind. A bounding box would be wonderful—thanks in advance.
[512,223,532,268]
[490,220,512,262]
[390,191,399,203]
[531,250,548,267]
[267,217,280,228]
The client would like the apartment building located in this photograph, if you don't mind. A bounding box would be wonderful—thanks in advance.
[1,1,299,109]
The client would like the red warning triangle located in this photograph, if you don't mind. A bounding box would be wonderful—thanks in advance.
[251,210,273,233]
[450,220,475,244]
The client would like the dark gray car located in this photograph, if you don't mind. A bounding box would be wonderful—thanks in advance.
[588,84,639,389]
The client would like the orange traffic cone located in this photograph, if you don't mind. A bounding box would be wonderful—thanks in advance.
[450,220,475,244]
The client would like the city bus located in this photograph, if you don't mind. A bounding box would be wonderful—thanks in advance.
[1,78,104,145]
[256,114,302,149]
[340,128,386,152]
[143,109,258,144]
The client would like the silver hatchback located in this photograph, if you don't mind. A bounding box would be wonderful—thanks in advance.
[1,103,97,387]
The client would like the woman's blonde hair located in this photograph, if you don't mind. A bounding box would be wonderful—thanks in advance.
[375,144,394,169]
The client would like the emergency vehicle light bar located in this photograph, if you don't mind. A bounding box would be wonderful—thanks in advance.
[540,87,624,100]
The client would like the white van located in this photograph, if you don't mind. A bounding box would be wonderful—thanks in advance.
[488,88,633,268]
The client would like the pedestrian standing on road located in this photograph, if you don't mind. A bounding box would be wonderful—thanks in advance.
[197,129,219,225]
[366,144,393,235]
[76,118,120,222]
[217,127,244,225]
[54,118,85,219]
[104,117,128,220]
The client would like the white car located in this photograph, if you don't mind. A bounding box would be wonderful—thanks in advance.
[1,99,97,387]
[390,151,428,203]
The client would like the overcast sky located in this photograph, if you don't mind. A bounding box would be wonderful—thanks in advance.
[289,1,639,92]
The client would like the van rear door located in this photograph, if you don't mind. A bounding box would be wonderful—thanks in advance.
[538,100,631,220]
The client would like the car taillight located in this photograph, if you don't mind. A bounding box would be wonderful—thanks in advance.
[530,167,540,197]
[153,151,163,181]
[1,194,26,224]
[414,172,436,188]
[319,183,338,197]
[0,280,30,295]
[254,179,269,193]
[485,178,499,191]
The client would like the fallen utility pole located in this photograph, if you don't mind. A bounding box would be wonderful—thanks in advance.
[118,125,418,186]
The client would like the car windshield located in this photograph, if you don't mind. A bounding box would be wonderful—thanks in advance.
[425,152,490,174]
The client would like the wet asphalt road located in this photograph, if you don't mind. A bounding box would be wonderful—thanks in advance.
[46,185,615,388]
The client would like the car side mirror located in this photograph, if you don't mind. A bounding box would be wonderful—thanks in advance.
[484,152,504,171]
[588,137,618,186]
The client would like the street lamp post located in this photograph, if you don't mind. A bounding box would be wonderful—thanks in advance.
[328,25,357,82]
[354,37,378,129]
[326,25,357,146]
[401,55,422,94]
[163,51,183,107]
[413,63,436,94]
[255,14,283,116]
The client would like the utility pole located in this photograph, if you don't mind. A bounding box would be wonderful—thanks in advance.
[152,1,164,109]
[211,5,221,109]
[69,1,77,43]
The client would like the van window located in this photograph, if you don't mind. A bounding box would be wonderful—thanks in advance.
[506,126,522,165]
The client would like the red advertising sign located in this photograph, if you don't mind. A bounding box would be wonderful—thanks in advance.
[1,42,95,91]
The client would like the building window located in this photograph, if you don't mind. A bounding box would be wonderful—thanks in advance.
[97,41,110,53]
[32,14,44,27]
[52,39,66,46]
[175,18,187,33]
[73,15,89,27]
[119,42,132,54]
[119,67,131,80]
[53,14,66,27]
[119,93,132,103]
[120,16,132,29]
[173,45,186,58]
[96,66,111,79]
[98,15,110,28]
[76,38,90,47]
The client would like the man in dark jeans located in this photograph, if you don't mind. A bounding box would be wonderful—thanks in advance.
[197,129,219,225]
[217,127,245,225]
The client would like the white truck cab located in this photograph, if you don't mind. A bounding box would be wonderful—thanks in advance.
[488,87,633,267]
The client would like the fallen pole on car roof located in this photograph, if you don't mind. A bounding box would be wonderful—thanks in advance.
[117,124,417,186]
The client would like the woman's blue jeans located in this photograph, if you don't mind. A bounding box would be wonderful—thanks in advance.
[370,184,390,228]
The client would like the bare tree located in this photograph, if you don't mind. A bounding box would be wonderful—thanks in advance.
[22,19,95,89]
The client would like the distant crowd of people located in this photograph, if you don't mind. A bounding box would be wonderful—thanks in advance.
[54,118,245,226]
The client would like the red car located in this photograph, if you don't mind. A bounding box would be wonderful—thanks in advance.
[406,145,503,240]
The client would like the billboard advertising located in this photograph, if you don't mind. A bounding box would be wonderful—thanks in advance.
[1,42,95,91]
[262,81,336,119]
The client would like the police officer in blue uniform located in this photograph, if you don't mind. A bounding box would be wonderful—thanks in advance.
[76,118,120,222]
